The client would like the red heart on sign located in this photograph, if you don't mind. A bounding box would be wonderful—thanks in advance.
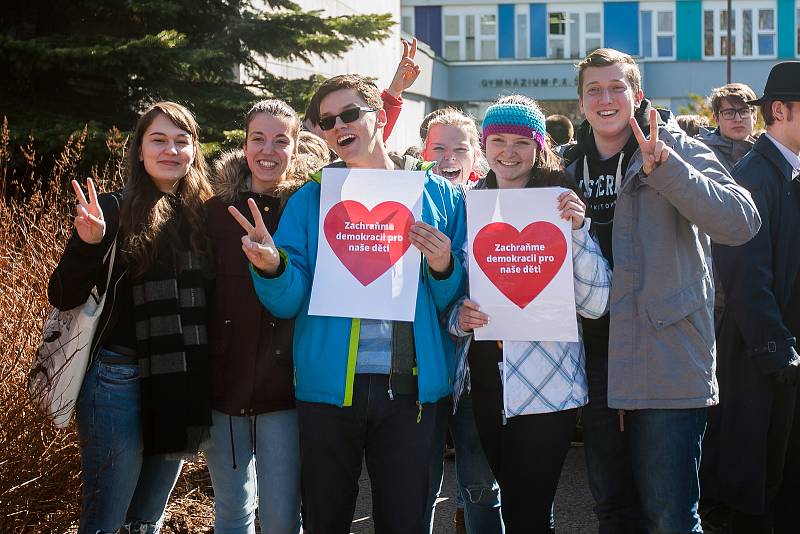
[324,200,415,286]
[473,221,567,309]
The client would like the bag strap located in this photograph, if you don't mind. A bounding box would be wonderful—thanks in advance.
[102,238,118,291]
[99,193,121,295]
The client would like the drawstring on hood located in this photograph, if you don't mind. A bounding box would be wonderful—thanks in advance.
[229,415,237,469]
[696,127,755,172]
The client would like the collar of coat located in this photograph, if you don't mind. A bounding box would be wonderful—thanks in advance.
[211,149,310,204]
[753,134,797,182]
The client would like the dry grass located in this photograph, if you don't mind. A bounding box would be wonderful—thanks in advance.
[0,117,215,533]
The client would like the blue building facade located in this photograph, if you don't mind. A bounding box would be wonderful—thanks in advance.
[401,0,800,120]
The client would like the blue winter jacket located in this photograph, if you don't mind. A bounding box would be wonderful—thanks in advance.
[250,158,467,407]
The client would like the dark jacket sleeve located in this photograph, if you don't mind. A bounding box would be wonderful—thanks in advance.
[47,192,121,311]
[714,173,797,374]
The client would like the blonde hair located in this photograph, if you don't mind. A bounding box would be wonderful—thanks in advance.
[294,131,331,177]
[422,107,486,174]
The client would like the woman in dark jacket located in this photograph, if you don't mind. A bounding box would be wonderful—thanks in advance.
[48,101,215,534]
[203,100,328,534]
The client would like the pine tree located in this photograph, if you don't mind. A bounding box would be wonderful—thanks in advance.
[1,0,393,164]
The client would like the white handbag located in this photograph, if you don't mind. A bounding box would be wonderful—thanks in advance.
[28,237,118,428]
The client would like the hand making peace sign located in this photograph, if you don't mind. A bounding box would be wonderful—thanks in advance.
[72,178,106,245]
[387,38,421,98]
[228,198,281,275]
[629,108,671,176]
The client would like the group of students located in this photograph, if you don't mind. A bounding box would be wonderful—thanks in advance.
[47,39,800,534]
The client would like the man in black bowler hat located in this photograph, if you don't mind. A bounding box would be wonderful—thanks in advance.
[702,61,800,534]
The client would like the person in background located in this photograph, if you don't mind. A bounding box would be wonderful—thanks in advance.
[696,83,758,172]
[421,107,485,185]
[676,114,710,138]
[562,48,760,533]
[702,61,800,534]
[546,114,575,147]
[404,145,422,159]
[419,107,501,534]
[696,84,759,347]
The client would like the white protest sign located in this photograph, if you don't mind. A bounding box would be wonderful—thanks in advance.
[308,167,425,321]
[466,187,578,342]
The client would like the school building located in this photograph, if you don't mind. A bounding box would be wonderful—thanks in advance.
[398,0,800,147]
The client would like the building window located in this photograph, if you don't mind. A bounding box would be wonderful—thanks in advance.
[757,9,775,56]
[702,1,776,59]
[640,3,675,59]
[547,8,602,59]
[442,7,497,61]
[401,7,414,36]
[516,5,529,58]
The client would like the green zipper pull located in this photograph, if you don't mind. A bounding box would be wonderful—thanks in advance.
[416,401,423,424]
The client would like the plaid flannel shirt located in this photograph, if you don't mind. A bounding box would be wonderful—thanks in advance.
[449,224,611,418]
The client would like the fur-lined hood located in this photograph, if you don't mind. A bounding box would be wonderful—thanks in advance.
[211,149,310,204]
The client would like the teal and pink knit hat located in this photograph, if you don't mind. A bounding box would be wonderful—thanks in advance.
[481,103,546,150]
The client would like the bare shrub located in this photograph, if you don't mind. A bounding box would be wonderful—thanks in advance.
[0,117,214,533]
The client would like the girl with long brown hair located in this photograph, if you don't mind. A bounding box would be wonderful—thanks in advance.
[48,101,214,533]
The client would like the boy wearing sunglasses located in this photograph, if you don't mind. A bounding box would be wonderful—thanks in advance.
[245,73,466,533]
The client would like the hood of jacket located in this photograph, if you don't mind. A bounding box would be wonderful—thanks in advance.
[211,149,309,204]
[696,127,755,169]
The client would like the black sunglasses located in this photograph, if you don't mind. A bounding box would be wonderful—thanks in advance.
[318,107,377,131]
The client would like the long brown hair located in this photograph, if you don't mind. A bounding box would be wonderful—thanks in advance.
[120,101,213,277]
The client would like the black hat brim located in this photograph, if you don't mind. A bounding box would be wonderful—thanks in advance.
[747,94,800,105]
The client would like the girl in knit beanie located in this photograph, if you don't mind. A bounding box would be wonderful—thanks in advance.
[448,94,611,533]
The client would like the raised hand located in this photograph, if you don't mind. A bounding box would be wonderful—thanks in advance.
[228,198,281,275]
[630,108,670,176]
[72,178,106,244]
[387,38,421,98]
[458,299,489,332]
[409,221,452,274]
[558,190,586,230]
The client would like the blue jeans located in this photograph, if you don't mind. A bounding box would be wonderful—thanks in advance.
[427,393,504,534]
[203,409,301,534]
[583,351,707,534]
[76,348,183,534]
